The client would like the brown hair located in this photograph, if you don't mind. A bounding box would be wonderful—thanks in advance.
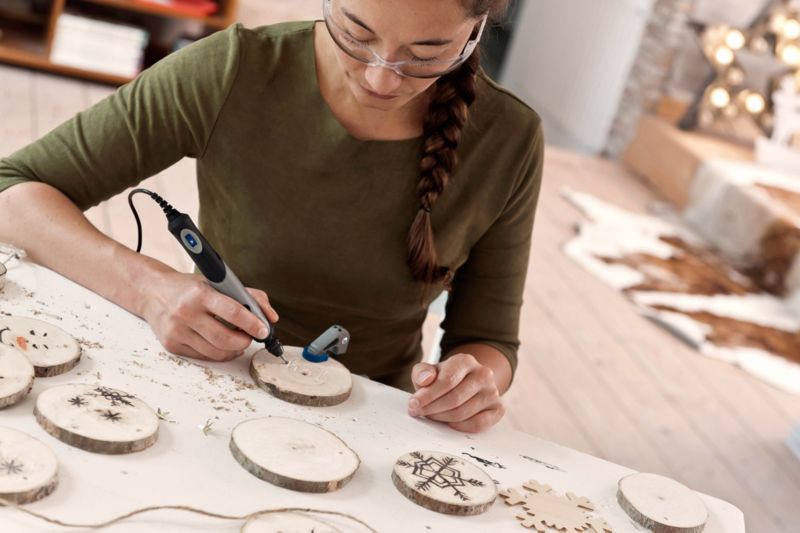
[406,0,511,287]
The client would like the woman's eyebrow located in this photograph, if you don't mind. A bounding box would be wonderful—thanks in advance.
[342,8,453,47]
[342,9,375,33]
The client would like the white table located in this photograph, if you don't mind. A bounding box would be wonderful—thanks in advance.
[0,261,746,532]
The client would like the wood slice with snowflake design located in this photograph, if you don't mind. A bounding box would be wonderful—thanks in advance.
[618,473,707,533]
[242,512,340,532]
[34,384,158,454]
[250,346,352,407]
[391,451,497,516]
[0,316,81,377]
[230,417,360,493]
[0,344,34,408]
[0,426,58,504]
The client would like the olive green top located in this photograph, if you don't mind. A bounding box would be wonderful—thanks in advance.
[0,21,544,389]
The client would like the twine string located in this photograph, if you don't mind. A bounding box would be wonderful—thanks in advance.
[0,497,377,532]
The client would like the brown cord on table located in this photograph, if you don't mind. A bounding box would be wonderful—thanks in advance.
[0,497,378,532]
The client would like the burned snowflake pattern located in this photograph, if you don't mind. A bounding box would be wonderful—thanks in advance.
[396,452,484,502]
[100,409,122,422]
[68,395,87,407]
[0,458,24,476]
[87,386,134,407]
[500,480,613,533]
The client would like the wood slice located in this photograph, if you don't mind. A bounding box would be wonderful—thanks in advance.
[0,316,81,377]
[230,416,360,493]
[0,344,34,409]
[391,451,497,516]
[249,346,352,407]
[0,426,58,504]
[617,473,708,533]
[242,512,340,533]
[34,383,159,454]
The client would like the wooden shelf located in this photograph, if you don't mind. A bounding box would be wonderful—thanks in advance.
[0,23,48,63]
[0,0,237,84]
[80,0,229,30]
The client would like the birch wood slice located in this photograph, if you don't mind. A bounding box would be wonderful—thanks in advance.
[0,344,34,408]
[0,426,58,504]
[34,383,159,454]
[392,451,497,516]
[0,262,5,291]
[617,473,708,533]
[0,316,81,377]
[242,512,340,533]
[250,346,352,407]
[230,417,360,493]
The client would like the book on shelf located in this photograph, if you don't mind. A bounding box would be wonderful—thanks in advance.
[51,13,149,79]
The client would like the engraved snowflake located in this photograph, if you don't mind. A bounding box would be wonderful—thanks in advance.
[87,386,134,407]
[101,410,122,422]
[500,481,613,533]
[0,459,24,475]
[396,452,485,502]
[68,395,87,407]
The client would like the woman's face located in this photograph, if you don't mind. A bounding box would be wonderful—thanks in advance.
[326,0,480,112]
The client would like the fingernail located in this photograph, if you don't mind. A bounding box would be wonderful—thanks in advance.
[258,326,269,338]
[408,398,420,413]
[417,370,432,385]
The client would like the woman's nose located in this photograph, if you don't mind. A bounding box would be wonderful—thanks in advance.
[364,65,403,95]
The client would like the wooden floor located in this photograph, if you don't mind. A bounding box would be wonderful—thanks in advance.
[2,2,800,531]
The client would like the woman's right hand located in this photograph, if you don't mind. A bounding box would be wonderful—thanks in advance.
[138,271,279,361]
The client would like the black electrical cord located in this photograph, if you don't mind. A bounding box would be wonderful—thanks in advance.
[127,188,179,253]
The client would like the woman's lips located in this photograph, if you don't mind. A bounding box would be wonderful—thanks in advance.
[360,85,399,100]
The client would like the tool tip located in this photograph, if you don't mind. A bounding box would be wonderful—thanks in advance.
[279,354,288,364]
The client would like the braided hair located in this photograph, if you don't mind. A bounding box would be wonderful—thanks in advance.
[406,0,509,287]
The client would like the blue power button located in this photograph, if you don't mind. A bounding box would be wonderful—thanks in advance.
[180,229,203,254]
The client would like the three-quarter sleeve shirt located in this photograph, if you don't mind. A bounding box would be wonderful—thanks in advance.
[0,21,544,388]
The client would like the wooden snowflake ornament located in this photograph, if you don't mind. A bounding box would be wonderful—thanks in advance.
[500,480,613,532]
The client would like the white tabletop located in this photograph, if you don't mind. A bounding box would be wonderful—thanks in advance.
[0,261,746,532]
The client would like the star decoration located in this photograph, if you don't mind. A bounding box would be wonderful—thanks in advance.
[101,410,122,422]
[680,1,797,142]
[1,459,24,476]
[68,395,87,407]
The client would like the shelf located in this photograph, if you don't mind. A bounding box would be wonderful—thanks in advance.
[80,0,229,29]
[0,24,48,63]
[0,23,133,84]
[0,0,237,84]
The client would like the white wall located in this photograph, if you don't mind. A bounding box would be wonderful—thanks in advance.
[501,0,654,154]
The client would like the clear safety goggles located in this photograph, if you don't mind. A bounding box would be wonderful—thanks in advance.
[322,0,487,78]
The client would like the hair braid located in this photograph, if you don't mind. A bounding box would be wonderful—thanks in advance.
[406,49,481,286]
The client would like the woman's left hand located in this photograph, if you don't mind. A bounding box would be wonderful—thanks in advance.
[407,353,505,433]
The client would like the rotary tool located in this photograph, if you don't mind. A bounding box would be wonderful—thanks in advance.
[127,188,285,362]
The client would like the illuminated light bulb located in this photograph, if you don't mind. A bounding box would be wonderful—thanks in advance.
[709,87,731,108]
[782,43,800,66]
[726,67,745,85]
[725,30,746,50]
[714,46,735,66]
[785,19,800,39]
[745,92,766,114]
[771,13,788,33]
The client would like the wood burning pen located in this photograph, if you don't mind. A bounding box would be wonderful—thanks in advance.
[128,189,286,362]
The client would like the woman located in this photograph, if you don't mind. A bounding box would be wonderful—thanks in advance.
[0,0,543,433]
